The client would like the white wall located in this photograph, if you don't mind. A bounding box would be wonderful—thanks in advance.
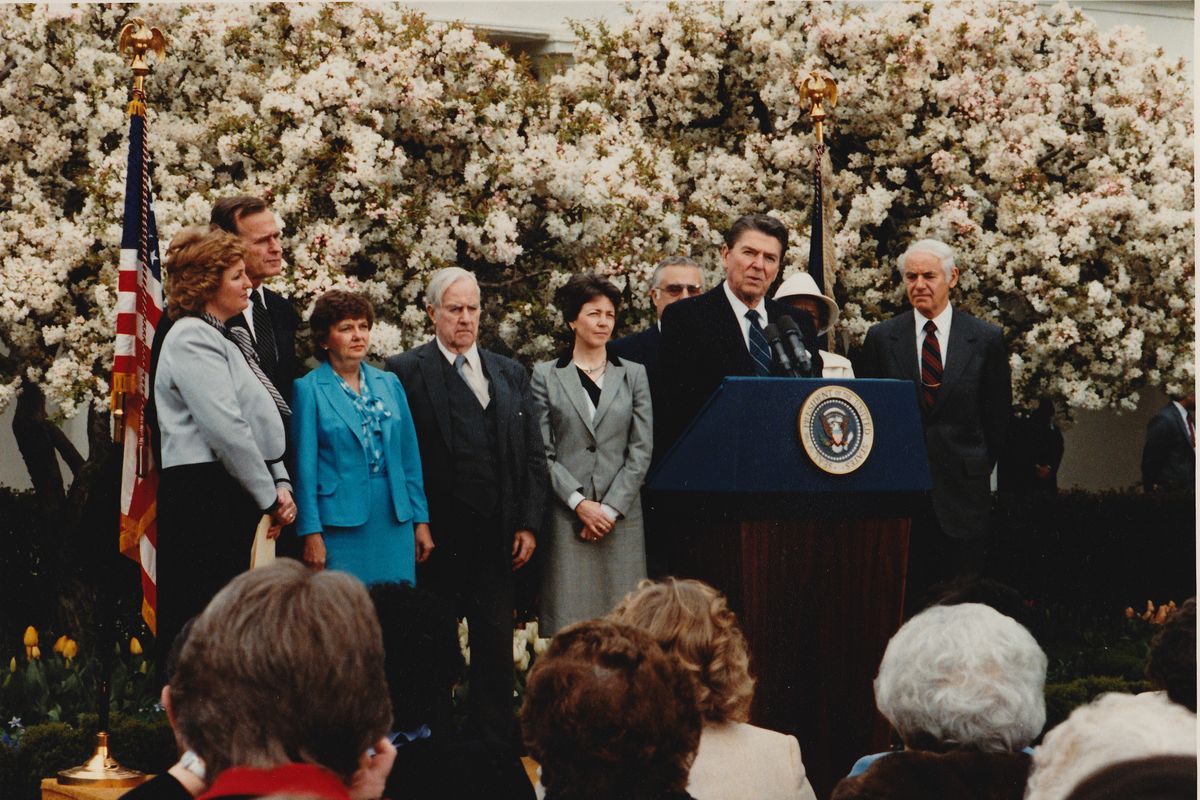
[0,1,1190,491]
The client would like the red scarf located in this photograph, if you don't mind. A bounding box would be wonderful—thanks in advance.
[198,763,350,800]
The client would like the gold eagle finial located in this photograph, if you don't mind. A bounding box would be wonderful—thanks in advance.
[118,18,166,114]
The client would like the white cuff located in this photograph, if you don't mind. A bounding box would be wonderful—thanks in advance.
[568,491,585,511]
[600,503,619,521]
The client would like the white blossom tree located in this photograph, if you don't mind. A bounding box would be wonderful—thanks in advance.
[0,1,1192,516]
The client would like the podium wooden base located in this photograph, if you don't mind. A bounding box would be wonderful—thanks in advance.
[669,516,910,800]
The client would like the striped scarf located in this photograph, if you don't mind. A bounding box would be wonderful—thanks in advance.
[200,312,291,420]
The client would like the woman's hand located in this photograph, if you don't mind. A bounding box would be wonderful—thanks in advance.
[303,533,327,570]
[348,737,397,800]
[414,522,435,564]
[576,500,614,542]
[270,487,297,538]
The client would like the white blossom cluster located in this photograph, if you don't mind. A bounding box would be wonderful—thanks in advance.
[0,1,1191,422]
[559,0,1194,410]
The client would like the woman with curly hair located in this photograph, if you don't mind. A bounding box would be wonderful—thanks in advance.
[610,578,817,800]
[153,225,295,674]
[521,619,701,800]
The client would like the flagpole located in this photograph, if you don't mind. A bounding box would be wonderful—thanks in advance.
[799,71,839,355]
[59,18,167,791]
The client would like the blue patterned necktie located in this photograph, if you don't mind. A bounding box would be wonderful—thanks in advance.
[746,309,771,376]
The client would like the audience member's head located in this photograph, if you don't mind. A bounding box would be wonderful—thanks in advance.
[521,620,701,800]
[170,560,392,784]
[368,581,464,736]
[610,577,754,724]
[1147,597,1196,712]
[874,603,1047,753]
[923,575,1044,646]
[1062,755,1198,800]
[1025,692,1197,800]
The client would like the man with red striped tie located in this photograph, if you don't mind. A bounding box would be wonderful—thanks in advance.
[855,239,1011,602]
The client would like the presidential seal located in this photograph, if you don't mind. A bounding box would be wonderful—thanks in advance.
[798,385,874,475]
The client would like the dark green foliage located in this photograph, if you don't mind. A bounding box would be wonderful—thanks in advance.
[1043,675,1153,738]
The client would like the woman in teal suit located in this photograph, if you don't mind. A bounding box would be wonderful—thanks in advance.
[292,290,433,584]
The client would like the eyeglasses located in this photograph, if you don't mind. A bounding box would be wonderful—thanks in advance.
[658,283,703,297]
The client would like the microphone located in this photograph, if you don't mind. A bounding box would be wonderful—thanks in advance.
[763,323,800,377]
[776,315,814,377]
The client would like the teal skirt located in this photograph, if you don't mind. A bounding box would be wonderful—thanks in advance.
[322,472,415,585]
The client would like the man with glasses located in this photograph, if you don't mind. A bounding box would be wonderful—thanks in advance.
[609,256,704,404]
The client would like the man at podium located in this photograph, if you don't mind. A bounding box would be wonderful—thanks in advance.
[855,239,1011,591]
[658,214,821,449]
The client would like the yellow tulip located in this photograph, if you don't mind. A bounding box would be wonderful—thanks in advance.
[130,637,143,656]
[8,657,15,673]
[22,626,37,648]
[29,646,41,660]
[53,635,68,654]
[138,661,148,674]
[62,639,78,661]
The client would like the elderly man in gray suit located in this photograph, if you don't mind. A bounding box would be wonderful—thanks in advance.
[385,267,548,745]
[855,239,1011,595]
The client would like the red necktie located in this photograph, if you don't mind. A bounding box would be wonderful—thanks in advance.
[921,320,942,410]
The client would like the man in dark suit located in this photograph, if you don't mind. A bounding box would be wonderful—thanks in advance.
[610,256,704,380]
[385,267,548,745]
[855,239,1011,594]
[1142,393,1195,491]
[657,214,821,450]
[210,195,301,403]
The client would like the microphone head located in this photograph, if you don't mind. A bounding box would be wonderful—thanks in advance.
[763,323,782,344]
[776,315,800,334]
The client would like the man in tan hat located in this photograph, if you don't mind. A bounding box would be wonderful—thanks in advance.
[772,272,855,378]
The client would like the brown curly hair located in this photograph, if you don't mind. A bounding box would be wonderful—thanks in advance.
[309,290,375,362]
[610,577,756,724]
[163,226,248,320]
[521,620,701,800]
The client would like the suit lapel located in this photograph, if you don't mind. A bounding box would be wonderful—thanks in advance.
[316,362,365,446]
[934,313,978,416]
[554,362,596,436]
[886,311,921,386]
[708,288,754,375]
[416,341,454,450]
[592,361,624,430]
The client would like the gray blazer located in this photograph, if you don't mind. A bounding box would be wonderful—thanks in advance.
[531,355,653,516]
[154,316,289,511]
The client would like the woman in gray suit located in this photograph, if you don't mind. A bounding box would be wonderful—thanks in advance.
[153,226,296,665]
[531,274,653,635]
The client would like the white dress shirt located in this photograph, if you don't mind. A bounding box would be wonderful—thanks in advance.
[1172,400,1194,448]
[722,280,767,351]
[435,338,490,408]
[238,287,268,341]
[913,303,954,369]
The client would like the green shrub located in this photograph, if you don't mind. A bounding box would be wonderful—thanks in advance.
[1043,676,1153,738]
[16,722,90,800]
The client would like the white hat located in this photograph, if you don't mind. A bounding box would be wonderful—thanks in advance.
[773,272,840,334]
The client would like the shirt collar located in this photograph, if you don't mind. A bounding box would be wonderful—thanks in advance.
[198,764,350,800]
[722,280,765,320]
[434,337,481,370]
[914,302,954,335]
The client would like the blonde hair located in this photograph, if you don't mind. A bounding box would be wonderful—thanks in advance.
[610,578,754,723]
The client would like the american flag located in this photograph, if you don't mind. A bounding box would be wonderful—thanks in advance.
[112,94,163,634]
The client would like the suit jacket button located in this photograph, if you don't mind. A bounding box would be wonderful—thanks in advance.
[587,445,596,452]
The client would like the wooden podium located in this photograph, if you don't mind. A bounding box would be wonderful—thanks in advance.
[645,378,930,799]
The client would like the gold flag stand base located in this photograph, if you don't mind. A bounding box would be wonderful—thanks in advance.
[57,733,145,787]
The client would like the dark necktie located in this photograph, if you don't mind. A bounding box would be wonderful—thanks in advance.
[921,320,942,410]
[250,290,278,379]
[746,309,771,376]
